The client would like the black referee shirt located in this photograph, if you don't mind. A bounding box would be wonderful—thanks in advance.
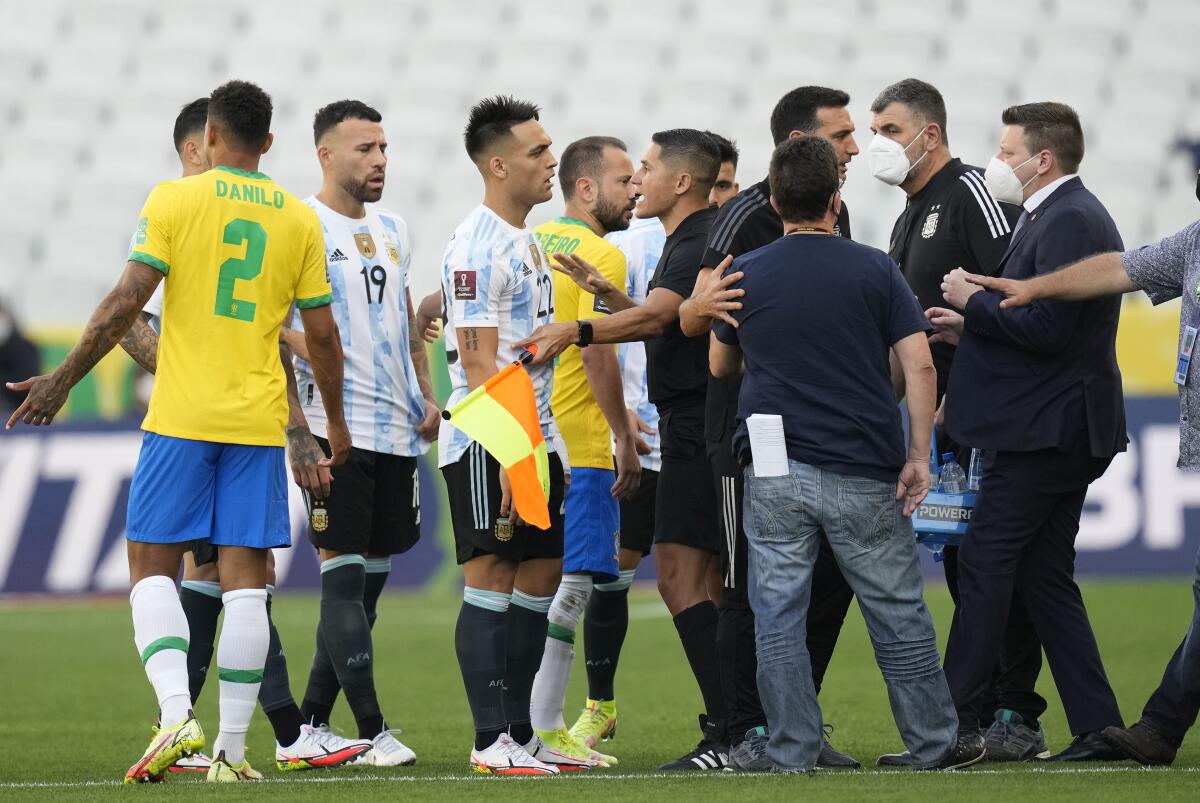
[702,177,852,442]
[887,158,1020,396]
[646,204,719,410]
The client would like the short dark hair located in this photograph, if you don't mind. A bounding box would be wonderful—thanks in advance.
[313,99,382,145]
[705,131,739,167]
[1001,102,1085,174]
[208,80,272,151]
[870,78,949,144]
[768,136,839,223]
[770,86,851,145]
[464,95,540,161]
[651,128,721,195]
[172,97,209,154]
[558,136,627,200]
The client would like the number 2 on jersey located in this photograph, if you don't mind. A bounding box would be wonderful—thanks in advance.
[214,218,267,322]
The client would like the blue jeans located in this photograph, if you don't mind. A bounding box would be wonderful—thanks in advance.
[744,461,958,770]
[1140,542,1200,745]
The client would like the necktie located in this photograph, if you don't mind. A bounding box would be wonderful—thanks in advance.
[1012,209,1030,237]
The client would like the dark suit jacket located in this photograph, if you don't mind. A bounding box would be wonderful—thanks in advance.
[946,177,1127,457]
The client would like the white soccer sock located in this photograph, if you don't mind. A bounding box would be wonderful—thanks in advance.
[130,575,192,726]
[530,574,592,731]
[212,588,269,765]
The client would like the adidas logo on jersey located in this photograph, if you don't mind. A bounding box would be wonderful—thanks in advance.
[330,248,349,262]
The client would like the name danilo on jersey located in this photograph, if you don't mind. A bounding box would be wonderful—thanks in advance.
[215,179,286,209]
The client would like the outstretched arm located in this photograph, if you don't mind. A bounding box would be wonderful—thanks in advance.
[7,260,161,428]
[966,252,1135,308]
[515,286,685,364]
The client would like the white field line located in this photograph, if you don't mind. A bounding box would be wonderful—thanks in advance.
[1,765,1195,789]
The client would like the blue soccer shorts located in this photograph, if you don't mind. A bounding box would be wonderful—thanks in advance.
[562,467,620,583]
[126,432,290,550]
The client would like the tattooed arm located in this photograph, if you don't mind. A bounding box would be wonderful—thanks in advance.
[407,288,441,441]
[119,313,159,374]
[7,261,162,429]
[281,338,333,497]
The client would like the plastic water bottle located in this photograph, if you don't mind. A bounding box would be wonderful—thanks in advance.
[967,448,985,492]
[938,452,965,493]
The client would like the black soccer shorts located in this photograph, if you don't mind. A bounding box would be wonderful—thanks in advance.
[305,436,421,556]
[442,442,565,564]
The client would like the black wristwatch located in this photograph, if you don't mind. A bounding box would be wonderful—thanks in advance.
[575,320,594,347]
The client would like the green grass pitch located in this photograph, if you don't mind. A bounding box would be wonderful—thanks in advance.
[2,578,1198,801]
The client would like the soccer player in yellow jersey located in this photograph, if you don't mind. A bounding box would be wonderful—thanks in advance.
[6,80,349,784]
[527,137,641,764]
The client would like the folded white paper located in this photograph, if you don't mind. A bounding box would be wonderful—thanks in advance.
[746,413,788,477]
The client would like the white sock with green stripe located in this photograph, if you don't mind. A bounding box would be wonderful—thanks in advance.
[213,588,268,765]
[530,574,592,731]
[131,575,191,726]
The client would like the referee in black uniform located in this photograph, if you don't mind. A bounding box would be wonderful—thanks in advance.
[518,129,734,770]
[679,86,860,771]
[867,78,1046,761]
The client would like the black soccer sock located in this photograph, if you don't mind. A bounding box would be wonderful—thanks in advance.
[298,559,390,725]
[456,588,509,750]
[258,591,305,747]
[584,579,632,701]
[311,557,384,739]
[299,628,338,728]
[364,558,390,629]
[179,581,223,704]
[674,601,728,734]
[503,591,553,746]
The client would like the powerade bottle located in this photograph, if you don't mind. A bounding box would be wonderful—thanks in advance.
[967,448,985,492]
[938,453,965,493]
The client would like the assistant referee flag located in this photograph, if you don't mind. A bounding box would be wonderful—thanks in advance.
[441,348,551,529]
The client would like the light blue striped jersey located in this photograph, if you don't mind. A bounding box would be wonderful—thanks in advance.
[292,198,429,457]
[438,204,555,468]
[607,216,666,472]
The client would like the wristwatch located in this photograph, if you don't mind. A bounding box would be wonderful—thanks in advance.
[575,320,594,347]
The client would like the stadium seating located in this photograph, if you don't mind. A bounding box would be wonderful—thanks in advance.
[1,0,1197,322]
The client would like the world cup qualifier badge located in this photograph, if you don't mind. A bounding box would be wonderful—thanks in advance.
[311,501,329,532]
[354,232,377,259]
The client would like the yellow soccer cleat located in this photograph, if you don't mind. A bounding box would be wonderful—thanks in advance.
[534,727,611,769]
[570,699,618,748]
[207,751,263,782]
[124,713,205,784]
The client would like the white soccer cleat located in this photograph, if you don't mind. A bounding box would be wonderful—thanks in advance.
[168,751,213,774]
[353,728,417,767]
[276,723,372,771]
[470,733,559,776]
[524,733,599,771]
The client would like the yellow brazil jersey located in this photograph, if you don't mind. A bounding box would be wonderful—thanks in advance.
[534,217,628,470]
[128,165,332,447]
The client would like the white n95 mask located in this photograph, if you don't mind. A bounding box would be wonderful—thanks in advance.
[983,155,1040,205]
[868,130,928,186]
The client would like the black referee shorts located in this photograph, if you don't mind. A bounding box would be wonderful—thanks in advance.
[707,437,748,590]
[305,436,421,556]
[619,468,657,556]
[654,404,720,554]
[442,442,565,564]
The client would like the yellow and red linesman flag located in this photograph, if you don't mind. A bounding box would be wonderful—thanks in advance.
[441,346,550,529]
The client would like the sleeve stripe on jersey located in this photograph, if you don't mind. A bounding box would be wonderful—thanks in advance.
[295,293,334,309]
[708,189,770,255]
[959,172,1011,239]
[129,250,169,275]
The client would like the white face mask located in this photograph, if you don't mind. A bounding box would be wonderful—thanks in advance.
[868,129,928,186]
[983,154,1040,205]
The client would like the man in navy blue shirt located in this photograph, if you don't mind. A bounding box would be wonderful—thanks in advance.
[710,136,983,772]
